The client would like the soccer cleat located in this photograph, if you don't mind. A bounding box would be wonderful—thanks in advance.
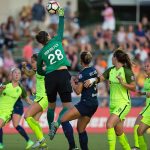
[32,138,46,149]
[0,143,4,149]
[26,140,34,149]
[39,143,48,150]
[69,146,80,150]
[49,122,59,140]
[131,147,140,150]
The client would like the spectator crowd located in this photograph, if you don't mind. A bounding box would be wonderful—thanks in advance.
[0,0,150,106]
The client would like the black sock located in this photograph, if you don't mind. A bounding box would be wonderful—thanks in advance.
[61,121,75,149]
[15,125,29,142]
[0,128,3,144]
[79,131,88,150]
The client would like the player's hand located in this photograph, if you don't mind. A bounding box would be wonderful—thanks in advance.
[116,75,123,84]
[146,92,150,98]
[58,8,64,16]
[22,62,27,69]
[0,85,6,91]
[136,91,144,96]
[84,78,96,88]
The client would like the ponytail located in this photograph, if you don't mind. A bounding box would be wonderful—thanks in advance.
[113,48,132,69]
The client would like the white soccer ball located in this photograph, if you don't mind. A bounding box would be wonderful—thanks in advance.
[46,0,60,14]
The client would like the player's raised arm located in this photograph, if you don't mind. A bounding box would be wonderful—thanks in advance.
[22,62,35,77]
[37,52,45,76]
[57,8,64,41]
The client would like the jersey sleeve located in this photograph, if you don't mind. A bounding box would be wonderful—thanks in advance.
[56,16,64,41]
[2,81,10,85]
[37,52,46,76]
[103,67,114,80]
[124,68,135,84]
[78,73,85,83]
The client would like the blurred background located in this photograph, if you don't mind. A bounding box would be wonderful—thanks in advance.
[0,0,150,149]
[0,0,150,107]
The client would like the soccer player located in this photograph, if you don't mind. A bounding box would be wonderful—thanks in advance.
[36,8,77,150]
[84,49,136,150]
[0,68,34,149]
[22,54,48,149]
[60,51,98,150]
[132,60,150,150]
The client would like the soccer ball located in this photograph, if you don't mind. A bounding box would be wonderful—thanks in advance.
[46,0,60,14]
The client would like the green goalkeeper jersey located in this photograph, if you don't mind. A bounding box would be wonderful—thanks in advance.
[0,83,24,114]
[37,16,70,75]
[103,66,135,105]
[144,77,150,105]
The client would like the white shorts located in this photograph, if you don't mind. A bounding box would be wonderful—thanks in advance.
[102,19,115,31]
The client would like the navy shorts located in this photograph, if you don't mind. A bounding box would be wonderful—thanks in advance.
[75,101,98,118]
[13,100,24,116]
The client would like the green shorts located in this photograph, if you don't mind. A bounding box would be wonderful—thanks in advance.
[110,103,131,120]
[0,113,11,124]
[34,96,48,111]
[141,103,150,126]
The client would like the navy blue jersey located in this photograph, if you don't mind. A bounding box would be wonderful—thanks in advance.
[78,66,98,106]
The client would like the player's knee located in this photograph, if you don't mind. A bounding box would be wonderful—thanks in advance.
[115,128,123,136]
[106,121,113,129]
[24,112,31,119]
[137,127,144,136]
[13,122,19,128]
[77,126,83,133]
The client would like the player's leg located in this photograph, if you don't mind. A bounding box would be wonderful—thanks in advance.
[25,102,44,141]
[106,114,120,150]
[33,111,43,121]
[61,107,81,150]
[137,122,149,150]
[47,102,56,130]
[50,70,73,139]
[137,105,150,150]
[0,128,3,149]
[115,120,131,150]
[56,69,73,125]
[132,115,142,149]
[44,71,57,132]
[77,116,91,150]
[0,118,5,150]
[55,102,73,128]
[12,113,34,149]
[25,97,48,149]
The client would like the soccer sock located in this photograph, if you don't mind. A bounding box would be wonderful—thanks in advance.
[134,125,139,148]
[47,108,54,130]
[0,128,3,144]
[107,128,116,150]
[138,135,147,150]
[61,121,75,149]
[57,107,68,127]
[15,125,29,142]
[79,131,88,150]
[26,117,44,141]
[118,133,131,150]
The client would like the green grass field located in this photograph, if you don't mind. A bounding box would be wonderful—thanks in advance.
[2,133,150,150]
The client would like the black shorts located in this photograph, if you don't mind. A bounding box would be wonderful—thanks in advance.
[13,101,24,116]
[45,69,72,103]
[75,101,98,118]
